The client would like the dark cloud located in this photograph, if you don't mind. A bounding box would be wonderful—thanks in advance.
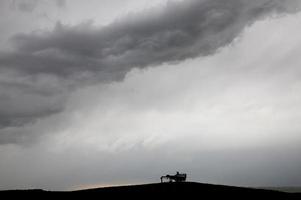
[0,0,300,144]
[6,0,301,77]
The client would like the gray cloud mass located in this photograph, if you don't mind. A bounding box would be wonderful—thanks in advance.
[0,0,300,144]
[10,0,66,12]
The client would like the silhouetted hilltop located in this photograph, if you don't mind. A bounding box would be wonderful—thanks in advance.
[2,182,301,199]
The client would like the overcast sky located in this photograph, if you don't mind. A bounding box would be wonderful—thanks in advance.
[1,0,301,191]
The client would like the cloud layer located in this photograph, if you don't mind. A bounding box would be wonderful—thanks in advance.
[10,0,66,13]
[0,0,301,144]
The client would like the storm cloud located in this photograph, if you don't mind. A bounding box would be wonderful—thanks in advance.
[7,0,301,77]
[0,0,301,144]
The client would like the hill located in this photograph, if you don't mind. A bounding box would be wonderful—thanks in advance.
[2,182,301,199]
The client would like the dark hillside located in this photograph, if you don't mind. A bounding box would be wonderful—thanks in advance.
[2,182,300,199]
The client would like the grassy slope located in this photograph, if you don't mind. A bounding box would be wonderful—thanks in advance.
[2,182,300,199]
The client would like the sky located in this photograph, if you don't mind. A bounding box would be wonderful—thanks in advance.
[1,0,301,191]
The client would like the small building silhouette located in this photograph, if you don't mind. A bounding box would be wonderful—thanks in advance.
[160,172,187,183]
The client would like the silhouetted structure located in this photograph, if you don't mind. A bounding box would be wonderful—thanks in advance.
[160,171,187,183]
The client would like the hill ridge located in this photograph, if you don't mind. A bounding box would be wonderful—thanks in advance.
[2,182,300,199]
